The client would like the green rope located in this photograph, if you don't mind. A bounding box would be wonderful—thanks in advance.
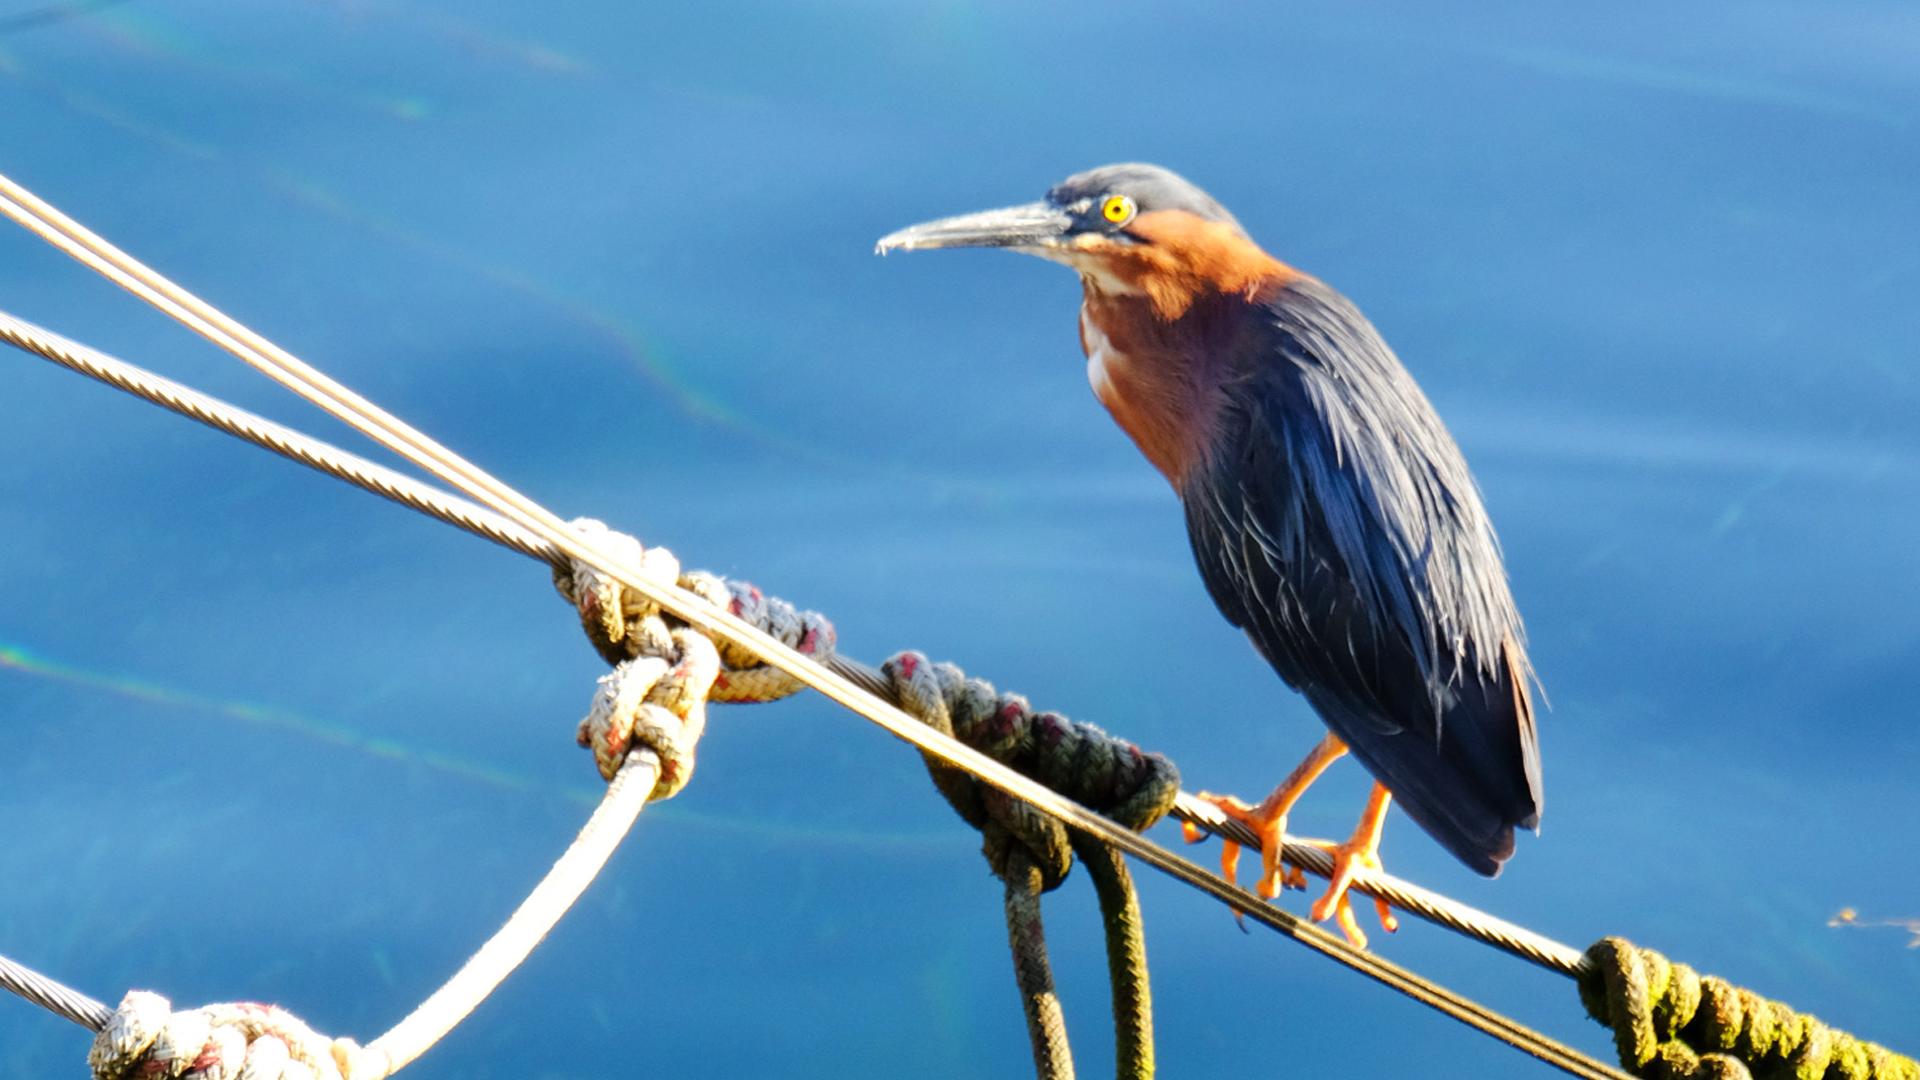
[1579,937,1919,1080]
[884,651,1180,1080]
[1004,848,1075,1080]
[1073,837,1154,1080]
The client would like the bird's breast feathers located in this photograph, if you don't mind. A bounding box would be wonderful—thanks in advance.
[1075,270,1294,487]
[1079,298,1225,484]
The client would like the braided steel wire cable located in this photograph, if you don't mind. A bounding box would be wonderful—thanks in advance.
[0,953,110,1032]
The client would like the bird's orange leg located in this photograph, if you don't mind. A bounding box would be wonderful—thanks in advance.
[1304,782,1399,948]
[1181,733,1347,900]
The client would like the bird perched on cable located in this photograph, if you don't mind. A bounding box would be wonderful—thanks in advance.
[876,163,1542,945]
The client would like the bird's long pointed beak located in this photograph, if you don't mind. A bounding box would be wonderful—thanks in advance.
[875,201,1072,255]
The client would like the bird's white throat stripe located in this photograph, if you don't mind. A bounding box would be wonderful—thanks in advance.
[1081,308,1117,401]
[1032,250,1140,295]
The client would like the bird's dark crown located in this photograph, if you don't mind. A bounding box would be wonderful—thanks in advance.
[1047,163,1247,237]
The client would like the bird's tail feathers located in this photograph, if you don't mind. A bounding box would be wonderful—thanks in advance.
[1309,674,1541,877]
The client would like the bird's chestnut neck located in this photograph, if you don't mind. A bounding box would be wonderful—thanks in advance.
[1080,209,1300,322]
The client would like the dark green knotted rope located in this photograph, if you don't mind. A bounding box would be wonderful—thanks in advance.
[1580,937,1918,1080]
[884,651,1181,1080]
[557,548,1177,1079]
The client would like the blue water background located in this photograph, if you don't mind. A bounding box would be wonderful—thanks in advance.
[2,2,1917,1076]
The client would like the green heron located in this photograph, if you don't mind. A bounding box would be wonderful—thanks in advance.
[876,163,1543,946]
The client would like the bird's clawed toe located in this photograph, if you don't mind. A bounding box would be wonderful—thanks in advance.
[1186,781,1402,950]
[1303,783,1399,948]
[1301,837,1397,948]
[1182,790,1302,903]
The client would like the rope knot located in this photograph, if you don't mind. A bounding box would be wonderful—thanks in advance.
[1579,936,1918,1080]
[90,990,385,1080]
[882,651,1180,891]
[552,518,683,667]
[576,629,719,799]
[554,519,835,706]
[682,570,836,704]
[558,519,720,799]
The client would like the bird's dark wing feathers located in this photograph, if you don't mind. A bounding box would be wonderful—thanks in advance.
[1184,278,1543,875]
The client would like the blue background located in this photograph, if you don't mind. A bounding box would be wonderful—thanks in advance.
[2,1,1916,1076]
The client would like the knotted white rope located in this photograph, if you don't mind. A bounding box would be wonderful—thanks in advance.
[555,516,838,710]
[83,527,731,1080]
[559,519,720,796]
[90,992,381,1080]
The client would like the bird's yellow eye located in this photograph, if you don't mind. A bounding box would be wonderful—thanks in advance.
[1101,194,1136,225]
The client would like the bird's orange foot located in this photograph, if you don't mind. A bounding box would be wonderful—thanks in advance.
[1301,830,1398,949]
[1180,791,1306,902]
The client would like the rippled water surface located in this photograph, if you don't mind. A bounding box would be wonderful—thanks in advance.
[3,2,1917,1076]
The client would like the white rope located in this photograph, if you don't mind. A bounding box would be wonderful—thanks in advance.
[76,752,662,1080]
[363,749,661,1075]
[82,538,722,1079]
[91,990,379,1080]
[6,466,719,1078]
